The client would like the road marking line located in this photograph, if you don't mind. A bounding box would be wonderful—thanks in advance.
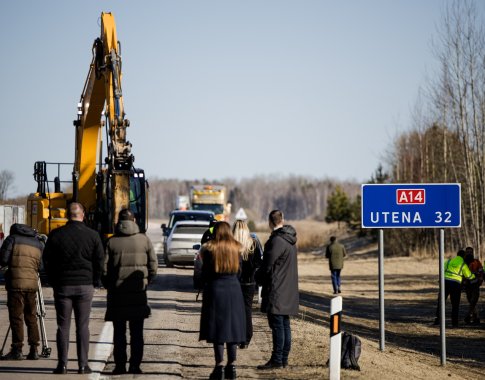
[89,322,113,380]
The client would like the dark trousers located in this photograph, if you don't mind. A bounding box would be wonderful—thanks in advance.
[7,291,40,350]
[435,280,461,326]
[54,285,93,366]
[241,284,255,344]
[330,269,342,293]
[113,319,145,368]
[465,283,480,321]
[213,343,237,365]
[267,313,291,364]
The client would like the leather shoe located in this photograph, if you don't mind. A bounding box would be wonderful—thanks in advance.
[225,364,236,379]
[209,365,224,379]
[78,365,92,374]
[53,364,67,374]
[128,365,143,374]
[112,365,127,375]
[257,360,283,370]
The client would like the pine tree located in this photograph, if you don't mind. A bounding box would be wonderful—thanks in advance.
[325,186,351,229]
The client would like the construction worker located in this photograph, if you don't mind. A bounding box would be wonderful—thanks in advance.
[463,247,483,325]
[434,249,475,327]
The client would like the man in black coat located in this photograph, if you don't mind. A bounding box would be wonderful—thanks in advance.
[255,210,299,370]
[43,202,104,375]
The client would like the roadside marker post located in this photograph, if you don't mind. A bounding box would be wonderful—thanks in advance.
[329,296,342,380]
[361,183,461,366]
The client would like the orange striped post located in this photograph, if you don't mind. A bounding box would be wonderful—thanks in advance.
[329,296,342,380]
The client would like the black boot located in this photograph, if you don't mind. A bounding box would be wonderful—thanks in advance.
[1,347,23,360]
[209,365,224,380]
[27,346,39,360]
[224,364,236,379]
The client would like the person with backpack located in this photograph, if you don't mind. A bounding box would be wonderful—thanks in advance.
[463,246,483,325]
[434,249,475,327]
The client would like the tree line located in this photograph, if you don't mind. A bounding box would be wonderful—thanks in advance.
[148,176,360,223]
[381,1,485,259]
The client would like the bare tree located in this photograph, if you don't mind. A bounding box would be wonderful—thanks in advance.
[0,170,15,201]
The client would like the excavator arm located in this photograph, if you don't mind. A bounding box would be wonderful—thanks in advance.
[28,12,147,236]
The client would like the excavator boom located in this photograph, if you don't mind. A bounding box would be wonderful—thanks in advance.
[27,12,147,236]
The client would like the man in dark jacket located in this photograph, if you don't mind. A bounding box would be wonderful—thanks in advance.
[0,224,44,360]
[255,210,299,370]
[325,236,347,294]
[43,202,104,374]
[103,209,157,375]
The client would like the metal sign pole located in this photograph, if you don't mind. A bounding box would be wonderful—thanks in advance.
[439,228,446,366]
[378,228,385,351]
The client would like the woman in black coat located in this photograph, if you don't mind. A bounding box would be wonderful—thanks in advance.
[232,220,262,348]
[199,222,246,380]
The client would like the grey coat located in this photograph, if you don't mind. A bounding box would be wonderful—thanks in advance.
[255,225,299,316]
[103,220,157,321]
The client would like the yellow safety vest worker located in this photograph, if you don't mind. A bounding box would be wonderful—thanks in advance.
[444,256,475,284]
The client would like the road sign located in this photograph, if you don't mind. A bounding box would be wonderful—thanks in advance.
[361,183,461,228]
[235,208,248,220]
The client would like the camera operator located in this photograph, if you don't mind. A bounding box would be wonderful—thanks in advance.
[0,223,44,360]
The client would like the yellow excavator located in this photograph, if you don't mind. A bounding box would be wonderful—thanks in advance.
[27,12,148,236]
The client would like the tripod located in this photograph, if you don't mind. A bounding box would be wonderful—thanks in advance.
[0,277,51,358]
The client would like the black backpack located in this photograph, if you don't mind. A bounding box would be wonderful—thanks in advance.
[341,332,361,371]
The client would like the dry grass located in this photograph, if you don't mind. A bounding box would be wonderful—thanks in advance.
[254,219,342,252]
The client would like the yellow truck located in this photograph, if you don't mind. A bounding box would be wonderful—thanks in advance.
[189,185,230,221]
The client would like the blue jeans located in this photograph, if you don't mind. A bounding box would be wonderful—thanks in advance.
[331,269,342,293]
[267,313,291,364]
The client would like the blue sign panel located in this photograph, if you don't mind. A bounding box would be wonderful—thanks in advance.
[361,184,461,228]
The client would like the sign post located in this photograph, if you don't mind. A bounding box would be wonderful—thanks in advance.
[439,228,446,366]
[361,184,461,364]
[378,229,384,351]
[329,296,342,380]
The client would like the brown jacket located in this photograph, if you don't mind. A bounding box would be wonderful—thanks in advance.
[0,224,43,291]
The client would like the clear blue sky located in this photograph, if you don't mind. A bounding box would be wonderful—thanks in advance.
[1,0,478,197]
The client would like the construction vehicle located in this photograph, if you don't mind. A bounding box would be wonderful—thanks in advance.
[189,185,230,221]
[27,12,147,236]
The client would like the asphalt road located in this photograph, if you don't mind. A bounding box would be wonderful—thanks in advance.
[0,222,192,379]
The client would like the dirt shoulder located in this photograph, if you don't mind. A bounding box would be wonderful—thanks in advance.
[291,244,485,379]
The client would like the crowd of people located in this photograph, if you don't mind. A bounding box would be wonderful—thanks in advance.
[0,206,300,379]
[0,203,483,379]
[0,202,157,375]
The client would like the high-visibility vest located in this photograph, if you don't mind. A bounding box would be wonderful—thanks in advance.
[444,256,475,284]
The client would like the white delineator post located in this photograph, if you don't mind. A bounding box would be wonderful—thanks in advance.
[329,296,342,380]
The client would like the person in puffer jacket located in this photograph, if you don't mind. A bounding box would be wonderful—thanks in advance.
[103,208,157,375]
[0,223,44,360]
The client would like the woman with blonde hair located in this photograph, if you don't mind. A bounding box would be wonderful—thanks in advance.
[232,219,262,349]
[199,221,246,380]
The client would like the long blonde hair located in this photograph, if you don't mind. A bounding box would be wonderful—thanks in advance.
[206,222,241,273]
[232,220,255,261]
